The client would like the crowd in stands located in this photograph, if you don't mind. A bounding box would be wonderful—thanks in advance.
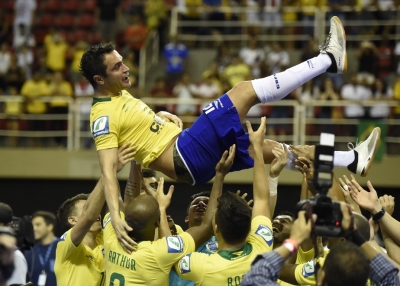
[0,0,400,148]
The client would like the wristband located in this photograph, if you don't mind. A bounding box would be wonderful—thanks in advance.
[268,176,278,196]
[349,229,367,246]
[283,238,299,255]
[372,208,385,222]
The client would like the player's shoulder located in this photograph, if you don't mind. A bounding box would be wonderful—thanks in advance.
[177,251,208,275]
[248,216,274,247]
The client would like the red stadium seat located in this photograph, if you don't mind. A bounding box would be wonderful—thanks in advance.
[44,0,59,12]
[61,0,79,12]
[82,0,97,12]
[6,0,16,11]
[34,29,48,44]
[37,14,55,27]
[89,31,101,44]
[76,14,95,28]
[55,14,75,28]
[68,29,89,44]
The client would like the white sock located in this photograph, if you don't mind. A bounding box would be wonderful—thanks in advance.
[251,54,331,104]
[333,150,355,168]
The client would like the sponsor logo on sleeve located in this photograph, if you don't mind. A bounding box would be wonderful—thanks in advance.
[179,254,191,274]
[103,215,111,228]
[302,260,315,278]
[92,116,110,138]
[255,225,274,246]
[166,236,184,253]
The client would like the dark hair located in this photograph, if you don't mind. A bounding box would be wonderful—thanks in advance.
[216,192,252,245]
[32,211,57,227]
[324,241,369,286]
[187,191,211,215]
[0,203,13,225]
[274,211,295,220]
[57,194,89,230]
[142,168,156,179]
[79,42,115,89]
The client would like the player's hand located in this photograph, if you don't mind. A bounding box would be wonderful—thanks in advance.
[348,178,381,215]
[270,144,288,178]
[339,175,361,212]
[295,156,314,181]
[156,111,183,130]
[339,201,356,232]
[144,177,175,210]
[235,190,253,206]
[117,142,137,173]
[290,145,315,161]
[246,117,266,147]
[111,216,137,254]
[290,211,316,245]
[379,195,395,216]
[215,144,236,176]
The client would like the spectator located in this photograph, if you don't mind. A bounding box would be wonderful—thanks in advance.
[180,0,203,36]
[369,78,392,120]
[70,41,89,84]
[144,0,168,47]
[196,74,221,110]
[48,72,73,147]
[124,14,148,64]
[266,41,289,75]
[317,77,340,133]
[123,51,139,84]
[297,79,319,118]
[215,43,232,73]
[300,0,317,40]
[0,43,11,91]
[127,0,145,18]
[13,0,36,33]
[21,71,50,147]
[75,76,95,149]
[24,211,58,286]
[263,0,283,35]
[150,77,173,113]
[267,92,295,140]
[0,226,16,286]
[0,10,10,45]
[97,0,122,42]
[163,35,189,87]
[377,35,395,80]
[13,24,35,50]
[341,74,372,136]
[16,44,34,80]
[173,73,198,128]
[240,36,265,78]
[357,41,378,80]
[45,32,69,72]
[4,55,25,93]
[281,0,299,49]
[223,54,251,87]
[0,203,27,286]
[4,87,22,147]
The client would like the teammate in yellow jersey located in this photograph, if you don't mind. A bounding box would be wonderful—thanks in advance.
[173,117,279,285]
[54,144,135,286]
[103,143,236,285]
[80,17,381,251]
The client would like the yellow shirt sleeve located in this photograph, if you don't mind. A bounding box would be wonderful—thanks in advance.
[175,224,184,235]
[57,229,86,263]
[246,216,274,252]
[152,232,196,273]
[92,113,119,150]
[296,246,315,264]
[175,251,207,284]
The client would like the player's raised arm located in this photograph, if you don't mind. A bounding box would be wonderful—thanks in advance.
[186,145,236,248]
[99,144,137,253]
[246,117,273,219]
[124,161,142,207]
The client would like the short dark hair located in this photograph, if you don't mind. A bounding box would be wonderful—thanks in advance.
[57,194,89,230]
[0,203,13,225]
[79,42,115,89]
[187,191,211,215]
[324,241,369,286]
[216,192,251,245]
[142,168,156,179]
[32,211,57,227]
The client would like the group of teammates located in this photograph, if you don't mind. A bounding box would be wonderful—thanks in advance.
[51,15,399,285]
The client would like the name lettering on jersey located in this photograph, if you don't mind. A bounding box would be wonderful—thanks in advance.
[227,275,244,286]
[108,250,136,271]
[103,215,111,228]
[255,225,274,246]
[178,254,191,274]
[302,260,315,278]
[92,116,110,138]
[166,236,184,253]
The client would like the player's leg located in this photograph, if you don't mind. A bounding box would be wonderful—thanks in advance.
[227,16,347,123]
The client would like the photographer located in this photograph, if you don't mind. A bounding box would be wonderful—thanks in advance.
[242,201,400,286]
[0,203,27,286]
[0,227,16,286]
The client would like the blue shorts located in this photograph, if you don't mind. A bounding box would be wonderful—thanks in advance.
[176,94,254,184]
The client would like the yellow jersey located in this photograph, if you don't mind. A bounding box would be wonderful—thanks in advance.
[54,229,105,286]
[103,212,196,285]
[224,64,251,87]
[175,216,273,286]
[90,90,181,167]
[21,80,50,114]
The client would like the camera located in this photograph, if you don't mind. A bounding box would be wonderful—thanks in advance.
[10,216,35,251]
[296,133,344,237]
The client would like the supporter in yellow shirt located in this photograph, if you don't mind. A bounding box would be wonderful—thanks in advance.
[223,55,251,87]
[54,143,135,286]
[45,31,68,72]
[70,40,88,83]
